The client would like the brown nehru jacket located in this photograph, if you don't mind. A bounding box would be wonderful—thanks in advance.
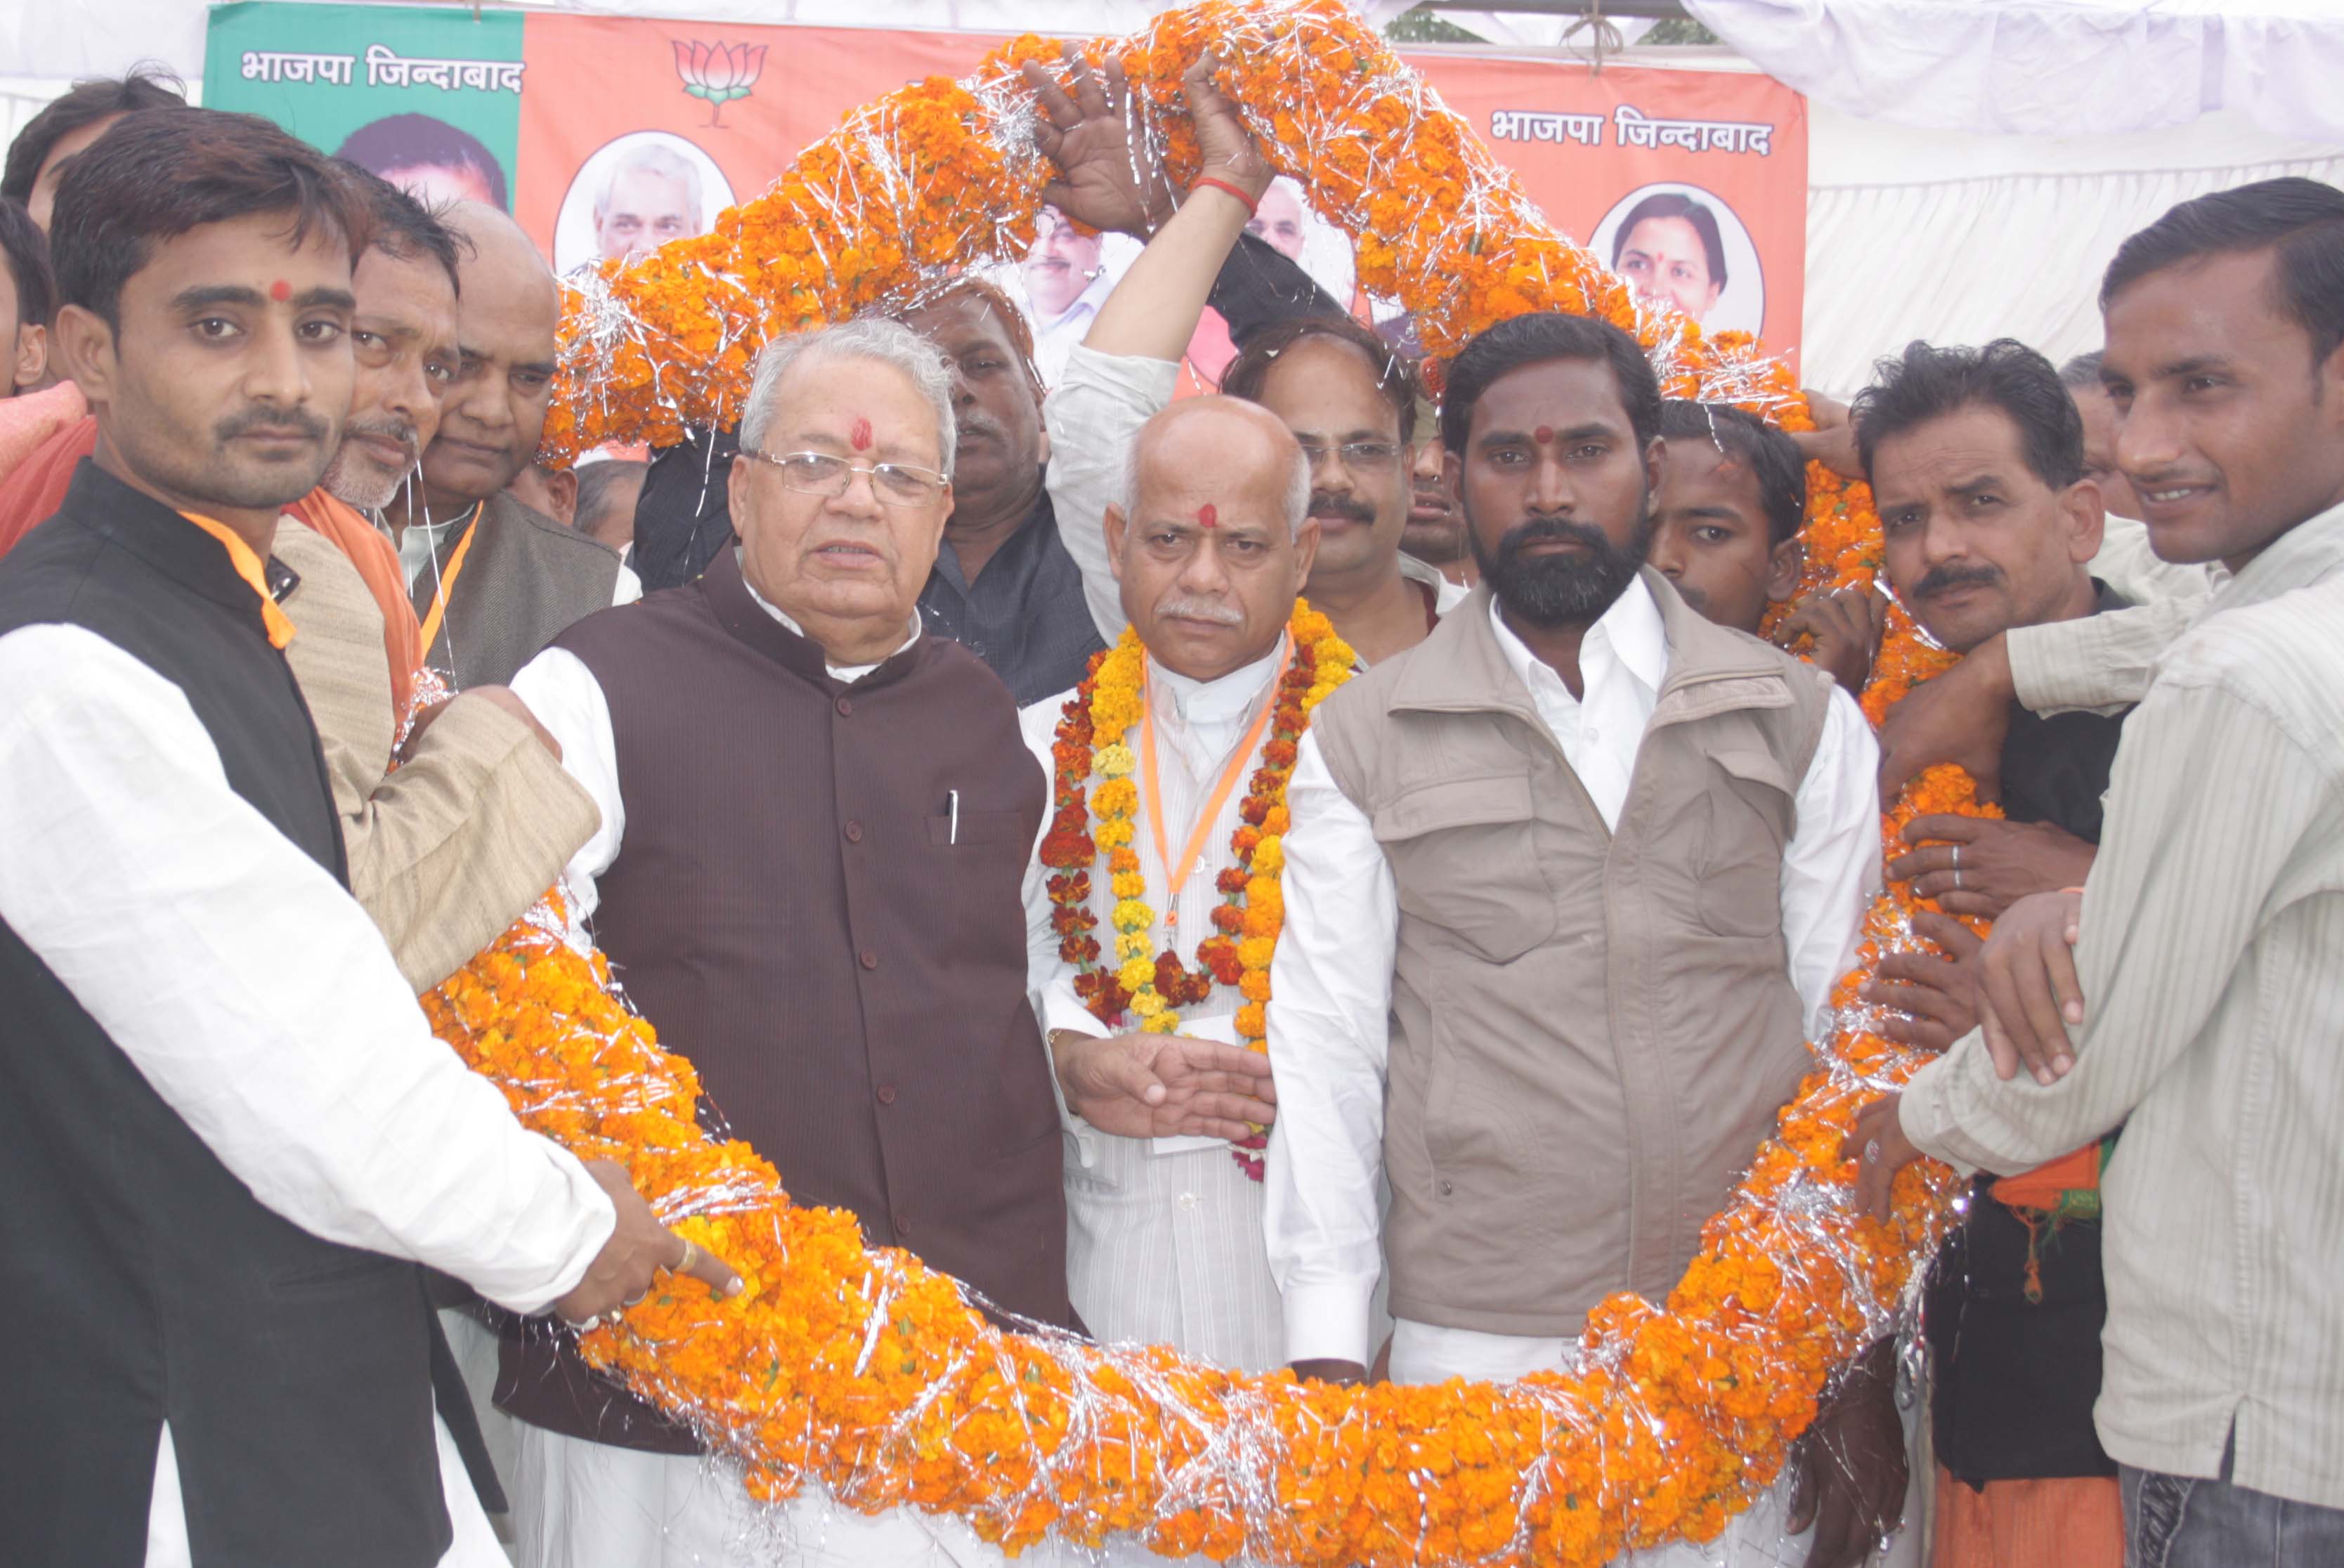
[498,548,1074,1453]
[1309,574,1834,1337]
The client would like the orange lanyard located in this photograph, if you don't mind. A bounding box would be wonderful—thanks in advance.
[1139,637,1293,916]
[414,503,483,657]
[178,511,296,650]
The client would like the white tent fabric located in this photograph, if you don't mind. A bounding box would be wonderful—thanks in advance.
[6,3,2341,398]
[1688,0,2344,143]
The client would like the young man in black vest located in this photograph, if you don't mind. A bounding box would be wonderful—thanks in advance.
[507,315,1075,1567]
[0,107,733,1568]
[1853,339,2132,1567]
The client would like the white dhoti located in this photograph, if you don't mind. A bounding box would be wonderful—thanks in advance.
[1391,1325,1928,1568]
[1064,1130,1284,1373]
[512,1426,1027,1568]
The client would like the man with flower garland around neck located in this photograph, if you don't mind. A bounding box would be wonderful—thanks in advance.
[505,314,1077,1568]
[1265,311,1909,1568]
[1029,51,1467,673]
[1017,386,1320,1373]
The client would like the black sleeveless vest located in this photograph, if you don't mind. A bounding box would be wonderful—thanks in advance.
[0,462,452,1567]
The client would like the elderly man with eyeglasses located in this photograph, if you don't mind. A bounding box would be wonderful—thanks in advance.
[502,316,1077,1568]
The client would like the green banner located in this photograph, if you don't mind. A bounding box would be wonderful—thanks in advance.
[203,1,525,211]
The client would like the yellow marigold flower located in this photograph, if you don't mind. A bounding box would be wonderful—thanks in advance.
[1116,957,1156,993]
[1110,870,1147,899]
[1095,742,1136,778]
[1111,898,1152,932]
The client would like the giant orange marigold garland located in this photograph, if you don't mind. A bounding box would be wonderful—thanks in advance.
[450,2,1988,1561]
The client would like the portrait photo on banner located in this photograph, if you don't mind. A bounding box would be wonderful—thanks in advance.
[553,129,736,273]
[1592,179,1767,338]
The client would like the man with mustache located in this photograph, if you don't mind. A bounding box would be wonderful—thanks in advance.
[0,105,726,1568]
[1857,176,2344,1567]
[0,162,596,996]
[1266,312,1907,1568]
[502,317,1076,1567]
[1851,338,2136,1568]
[1017,387,1308,1372]
[384,202,635,690]
[1042,59,1462,669]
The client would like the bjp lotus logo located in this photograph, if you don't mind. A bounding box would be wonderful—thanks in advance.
[674,40,766,126]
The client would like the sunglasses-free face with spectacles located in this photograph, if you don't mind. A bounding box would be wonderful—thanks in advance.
[1296,440,1402,471]
[741,448,949,507]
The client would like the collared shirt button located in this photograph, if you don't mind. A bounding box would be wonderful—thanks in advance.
[1177,1191,1199,1210]
[892,1212,912,1238]
[859,949,879,970]
[1438,1179,1455,1197]
[844,820,864,843]
[876,1083,897,1106]
[835,695,854,717]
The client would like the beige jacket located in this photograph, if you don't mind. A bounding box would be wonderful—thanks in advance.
[1310,577,1835,1334]
[275,521,599,993]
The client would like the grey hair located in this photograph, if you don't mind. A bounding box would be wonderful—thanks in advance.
[596,142,703,224]
[1119,427,1310,536]
[738,316,958,479]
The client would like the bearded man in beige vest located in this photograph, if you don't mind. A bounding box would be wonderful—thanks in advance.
[1264,313,1907,1568]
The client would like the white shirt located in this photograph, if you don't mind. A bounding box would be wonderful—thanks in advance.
[511,556,920,929]
[0,623,615,1564]
[1019,640,1287,1161]
[1261,577,1882,1372]
[1027,268,1116,388]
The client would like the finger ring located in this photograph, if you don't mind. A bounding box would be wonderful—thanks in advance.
[1952,843,1962,870]
[1953,866,1965,889]
[1865,1139,1882,1164]
[568,1314,601,1332]
[676,1240,699,1275]
[623,1289,647,1309]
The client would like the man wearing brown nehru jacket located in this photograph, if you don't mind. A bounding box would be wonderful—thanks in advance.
[506,315,1073,1567]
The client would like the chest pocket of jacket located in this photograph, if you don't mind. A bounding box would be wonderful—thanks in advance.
[929,809,1030,964]
[1372,773,1556,964]
[1693,747,1795,940]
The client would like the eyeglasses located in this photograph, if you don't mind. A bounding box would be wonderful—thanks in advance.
[741,448,948,507]
[1297,440,1402,471]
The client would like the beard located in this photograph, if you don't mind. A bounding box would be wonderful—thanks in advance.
[320,415,420,511]
[1470,499,1655,628]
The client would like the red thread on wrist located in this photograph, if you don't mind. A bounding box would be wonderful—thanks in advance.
[1191,176,1258,217]
[2059,886,2087,896]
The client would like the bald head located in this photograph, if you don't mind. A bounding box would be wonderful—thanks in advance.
[1124,396,1309,535]
[417,202,562,509]
[1106,397,1320,682]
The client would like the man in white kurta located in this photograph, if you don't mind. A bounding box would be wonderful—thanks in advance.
[1018,385,1322,1373]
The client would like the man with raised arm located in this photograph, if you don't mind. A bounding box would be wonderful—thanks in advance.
[1039,55,1461,669]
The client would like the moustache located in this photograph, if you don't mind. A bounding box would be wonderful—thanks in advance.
[1496,514,1613,561]
[341,415,419,462]
[1913,563,2004,599]
[216,406,330,446]
[1307,491,1376,525]
[1154,593,1245,627]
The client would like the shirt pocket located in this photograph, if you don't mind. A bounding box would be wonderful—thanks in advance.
[1693,747,1794,940]
[1371,773,1558,964]
[928,808,1031,966]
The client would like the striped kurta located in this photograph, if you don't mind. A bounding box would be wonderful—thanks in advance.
[1903,499,2344,1510]
[1020,642,1293,1373]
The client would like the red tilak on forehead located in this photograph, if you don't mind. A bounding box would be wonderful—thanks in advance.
[847,416,873,452]
[270,280,292,302]
[1197,503,1218,529]
[1533,425,1554,444]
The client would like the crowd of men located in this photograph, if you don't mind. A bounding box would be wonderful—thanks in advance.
[0,50,2336,1568]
